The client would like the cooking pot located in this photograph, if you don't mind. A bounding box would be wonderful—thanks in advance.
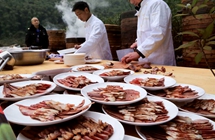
[0,51,15,70]
[10,49,49,66]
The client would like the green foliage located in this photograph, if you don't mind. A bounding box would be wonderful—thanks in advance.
[175,0,215,66]
[0,0,133,46]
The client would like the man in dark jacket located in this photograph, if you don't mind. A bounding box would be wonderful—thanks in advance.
[25,17,49,49]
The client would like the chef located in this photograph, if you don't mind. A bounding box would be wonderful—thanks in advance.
[72,1,113,60]
[121,0,176,66]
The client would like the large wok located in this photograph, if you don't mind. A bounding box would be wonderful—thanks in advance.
[10,49,48,66]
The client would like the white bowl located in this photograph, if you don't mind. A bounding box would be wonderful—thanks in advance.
[64,60,85,66]
[63,53,86,66]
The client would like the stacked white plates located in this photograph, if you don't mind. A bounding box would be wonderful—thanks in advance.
[63,53,85,66]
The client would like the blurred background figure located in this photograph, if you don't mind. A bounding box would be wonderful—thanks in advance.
[121,0,176,66]
[72,1,112,60]
[25,17,49,49]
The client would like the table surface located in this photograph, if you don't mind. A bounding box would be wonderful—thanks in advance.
[1,60,215,94]
[1,60,215,139]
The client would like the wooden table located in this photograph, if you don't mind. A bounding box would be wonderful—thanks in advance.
[2,60,215,94]
[1,60,215,139]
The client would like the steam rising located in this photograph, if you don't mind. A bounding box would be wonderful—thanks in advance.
[55,0,109,38]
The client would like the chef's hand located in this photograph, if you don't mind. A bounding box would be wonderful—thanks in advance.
[130,42,137,49]
[74,44,81,49]
[121,52,140,64]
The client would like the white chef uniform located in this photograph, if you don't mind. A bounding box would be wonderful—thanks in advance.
[75,14,113,60]
[136,0,176,65]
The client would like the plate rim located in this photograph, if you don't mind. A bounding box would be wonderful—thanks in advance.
[32,68,71,76]
[0,80,56,101]
[16,111,125,140]
[4,94,92,126]
[147,83,205,102]
[53,72,105,91]
[123,135,143,140]
[135,111,215,139]
[71,64,104,72]
[102,95,179,126]
[93,68,135,81]
[124,74,177,90]
[81,82,147,105]
[178,93,215,118]
[0,74,34,84]
[85,58,102,64]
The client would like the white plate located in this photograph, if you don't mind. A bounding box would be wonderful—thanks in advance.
[0,80,56,101]
[17,111,125,140]
[85,58,102,64]
[32,68,71,80]
[102,96,178,126]
[53,72,104,91]
[135,111,215,140]
[123,135,143,140]
[71,64,104,73]
[57,48,77,55]
[93,69,135,81]
[4,94,92,126]
[148,83,205,102]
[81,82,147,105]
[54,60,64,64]
[124,74,176,90]
[0,74,34,85]
[178,93,215,118]
[32,68,71,92]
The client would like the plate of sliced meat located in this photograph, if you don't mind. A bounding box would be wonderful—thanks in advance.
[178,93,215,118]
[71,64,104,73]
[135,111,215,140]
[53,72,104,91]
[17,111,125,140]
[4,94,92,126]
[93,69,135,81]
[124,74,176,90]
[102,96,178,126]
[81,82,147,105]
[147,83,205,102]
[0,74,34,85]
[0,80,56,101]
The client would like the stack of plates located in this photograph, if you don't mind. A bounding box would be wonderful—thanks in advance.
[63,53,85,66]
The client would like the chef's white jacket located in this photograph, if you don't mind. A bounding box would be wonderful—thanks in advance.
[75,14,113,60]
[136,0,176,65]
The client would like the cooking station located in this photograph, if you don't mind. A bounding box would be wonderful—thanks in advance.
[1,60,215,139]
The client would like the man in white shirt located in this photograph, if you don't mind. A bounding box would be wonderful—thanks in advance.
[121,0,176,65]
[72,1,113,60]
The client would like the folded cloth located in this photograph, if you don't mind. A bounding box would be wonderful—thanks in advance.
[0,106,16,140]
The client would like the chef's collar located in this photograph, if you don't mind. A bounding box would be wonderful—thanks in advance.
[85,14,94,27]
[135,0,143,11]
